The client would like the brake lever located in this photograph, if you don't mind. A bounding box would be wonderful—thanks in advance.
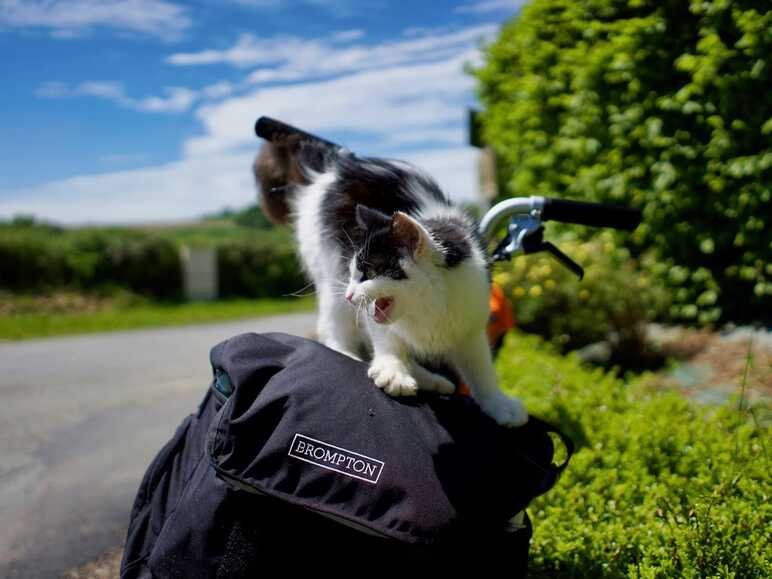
[541,241,584,280]
[491,235,514,262]
[520,227,585,280]
[490,218,585,279]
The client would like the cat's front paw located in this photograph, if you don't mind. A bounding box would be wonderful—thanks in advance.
[478,393,529,427]
[368,357,418,397]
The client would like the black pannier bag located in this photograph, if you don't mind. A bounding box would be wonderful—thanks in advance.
[121,332,572,578]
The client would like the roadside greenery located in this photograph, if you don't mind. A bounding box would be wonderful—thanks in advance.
[476,0,771,326]
[497,332,770,577]
[0,210,307,300]
[0,219,182,299]
[0,293,314,340]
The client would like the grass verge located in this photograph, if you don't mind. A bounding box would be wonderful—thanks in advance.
[497,332,770,577]
[0,296,314,340]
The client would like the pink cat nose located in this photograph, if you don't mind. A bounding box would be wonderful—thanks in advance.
[345,291,353,302]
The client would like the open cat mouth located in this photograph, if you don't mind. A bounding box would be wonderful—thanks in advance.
[373,297,394,324]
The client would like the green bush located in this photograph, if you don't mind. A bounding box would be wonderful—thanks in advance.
[0,226,71,291]
[217,234,308,298]
[493,232,671,365]
[476,0,771,325]
[0,220,308,301]
[497,333,770,577]
[70,229,183,299]
[0,223,181,299]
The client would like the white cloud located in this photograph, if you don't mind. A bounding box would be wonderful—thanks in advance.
[330,28,364,42]
[401,147,480,203]
[9,23,494,223]
[201,81,235,100]
[0,152,257,224]
[184,54,476,157]
[166,24,497,82]
[455,0,529,14]
[0,145,481,224]
[0,0,192,40]
[36,81,198,113]
[136,87,197,113]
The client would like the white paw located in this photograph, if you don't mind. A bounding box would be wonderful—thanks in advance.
[368,357,418,397]
[478,393,529,427]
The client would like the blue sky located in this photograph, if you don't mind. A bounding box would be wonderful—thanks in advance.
[0,0,525,224]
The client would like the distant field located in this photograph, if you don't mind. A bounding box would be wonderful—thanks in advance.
[0,296,315,340]
[1,206,305,304]
[139,215,294,247]
[1,205,292,248]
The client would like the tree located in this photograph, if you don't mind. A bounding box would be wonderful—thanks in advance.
[476,0,771,324]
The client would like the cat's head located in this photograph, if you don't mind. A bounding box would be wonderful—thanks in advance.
[344,205,441,325]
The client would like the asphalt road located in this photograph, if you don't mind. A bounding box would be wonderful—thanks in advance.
[0,313,315,579]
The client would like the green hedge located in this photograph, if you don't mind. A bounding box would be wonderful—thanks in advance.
[0,223,182,299]
[217,235,308,299]
[0,220,308,300]
[476,0,771,325]
[497,332,770,577]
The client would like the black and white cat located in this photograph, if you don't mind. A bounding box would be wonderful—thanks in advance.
[254,137,527,427]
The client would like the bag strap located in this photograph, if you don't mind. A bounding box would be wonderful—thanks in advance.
[511,416,574,498]
[531,415,574,475]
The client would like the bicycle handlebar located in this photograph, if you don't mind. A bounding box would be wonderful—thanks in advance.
[541,198,641,231]
[479,196,641,241]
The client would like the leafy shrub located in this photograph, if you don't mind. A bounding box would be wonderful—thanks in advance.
[0,226,71,291]
[476,0,771,325]
[497,333,770,577]
[493,232,670,367]
[70,229,183,299]
[0,220,308,301]
[217,234,308,299]
[1,223,181,299]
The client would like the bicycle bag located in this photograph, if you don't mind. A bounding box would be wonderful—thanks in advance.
[120,332,572,578]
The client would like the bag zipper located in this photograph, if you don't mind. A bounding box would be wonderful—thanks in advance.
[215,470,395,540]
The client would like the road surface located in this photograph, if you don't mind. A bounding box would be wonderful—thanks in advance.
[0,313,315,578]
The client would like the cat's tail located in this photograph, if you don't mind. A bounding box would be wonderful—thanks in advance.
[253,135,340,225]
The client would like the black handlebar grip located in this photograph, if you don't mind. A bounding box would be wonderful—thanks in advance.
[541,197,642,230]
[255,116,339,148]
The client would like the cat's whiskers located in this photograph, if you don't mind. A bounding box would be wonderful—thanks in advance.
[355,295,369,327]
[283,280,317,298]
[363,230,373,259]
[341,228,357,251]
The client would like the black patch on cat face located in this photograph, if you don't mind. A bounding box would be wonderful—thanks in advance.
[423,216,474,268]
[354,207,408,281]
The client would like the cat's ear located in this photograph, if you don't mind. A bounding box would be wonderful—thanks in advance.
[355,205,391,231]
[391,212,434,259]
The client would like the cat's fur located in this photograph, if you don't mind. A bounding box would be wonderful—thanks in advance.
[254,137,527,426]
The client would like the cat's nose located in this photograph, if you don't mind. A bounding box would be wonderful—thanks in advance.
[345,291,354,302]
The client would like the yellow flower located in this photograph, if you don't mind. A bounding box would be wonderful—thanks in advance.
[529,285,543,297]
[579,289,590,301]
[545,279,556,290]
[494,272,510,286]
[514,286,526,298]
